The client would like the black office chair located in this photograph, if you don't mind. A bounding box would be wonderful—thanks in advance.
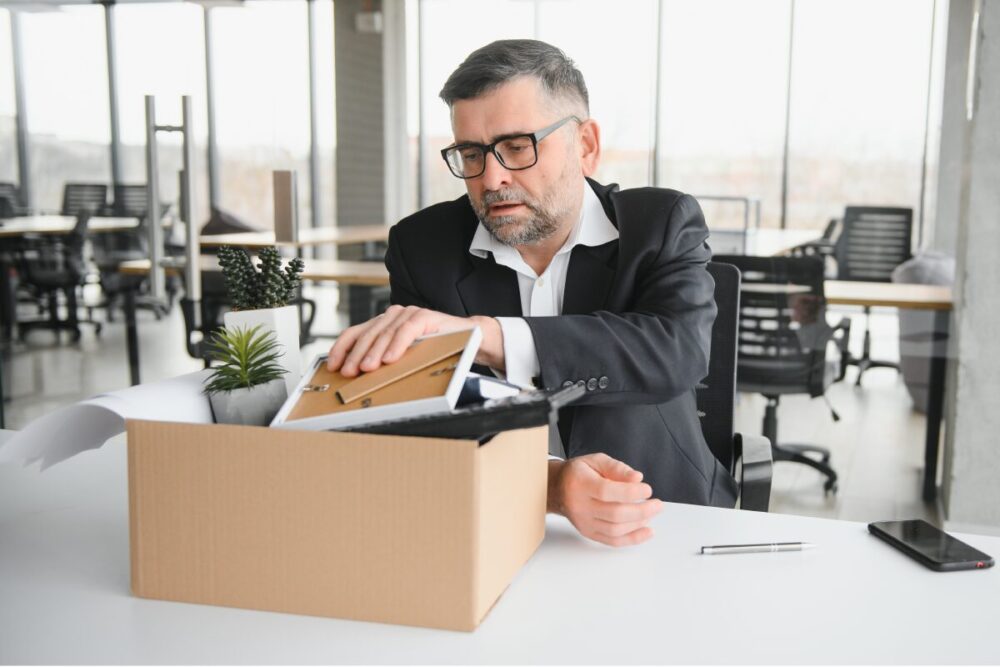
[697,262,773,511]
[834,206,913,386]
[89,184,176,321]
[61,183,108,217]
[715,255,851,495]
[789,218,839,275]
[0,182,29,218]
[16,212,103,342]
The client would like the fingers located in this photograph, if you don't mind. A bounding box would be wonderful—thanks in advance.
[590,526,655,548]
[327,305,468,377]
[590,497,663,524]
[586,452,644,483]
[555,454,662,549]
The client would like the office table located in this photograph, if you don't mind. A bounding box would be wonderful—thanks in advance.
[198,224,390,249]
[116,257,392,386]
[825,280,953,504]
[1,429,997,665]
[0,215,143,340]
[0,214,141,237]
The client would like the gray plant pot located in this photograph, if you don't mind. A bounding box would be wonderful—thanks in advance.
[208,378,288,426]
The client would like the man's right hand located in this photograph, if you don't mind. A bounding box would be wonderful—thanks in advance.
[547,453,664,547]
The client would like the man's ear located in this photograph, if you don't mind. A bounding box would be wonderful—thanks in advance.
[578,119,601,177]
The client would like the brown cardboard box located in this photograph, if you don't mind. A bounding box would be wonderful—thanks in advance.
[127,420,548,631]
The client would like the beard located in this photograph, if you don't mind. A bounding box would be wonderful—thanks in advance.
[471,186,566,247]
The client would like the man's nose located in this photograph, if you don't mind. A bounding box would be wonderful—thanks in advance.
[480,151,512,190]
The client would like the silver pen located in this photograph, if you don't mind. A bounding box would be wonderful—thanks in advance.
[700,542,816,555]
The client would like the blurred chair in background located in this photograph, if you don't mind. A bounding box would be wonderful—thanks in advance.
[834,206,913,386]
[16,212,103,343]
[715,254,851,495]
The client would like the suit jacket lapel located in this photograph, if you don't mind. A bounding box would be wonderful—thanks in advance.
[456,254,523,317]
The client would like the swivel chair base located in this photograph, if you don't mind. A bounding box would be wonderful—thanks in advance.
[763,395,838,495]
[17,288,102,343]
[848,306,900,387]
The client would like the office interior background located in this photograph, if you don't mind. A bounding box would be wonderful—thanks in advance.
[1,0,998,534]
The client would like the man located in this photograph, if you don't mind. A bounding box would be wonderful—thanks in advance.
[328,39,737,547]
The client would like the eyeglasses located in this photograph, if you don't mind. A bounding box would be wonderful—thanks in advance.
[440,115,581,180]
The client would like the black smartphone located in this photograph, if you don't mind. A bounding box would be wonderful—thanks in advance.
[868,519,995,572]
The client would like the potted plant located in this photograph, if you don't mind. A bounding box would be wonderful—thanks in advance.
[217,245,305,394]
[204,324,289,426]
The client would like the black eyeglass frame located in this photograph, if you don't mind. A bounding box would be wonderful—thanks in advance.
[440,115,582,179]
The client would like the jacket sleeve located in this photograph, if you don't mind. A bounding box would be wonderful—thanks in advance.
[523,194,717,406]
[385,224,432,309]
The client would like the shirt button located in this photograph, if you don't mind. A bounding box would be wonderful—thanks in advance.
[598,376,609,389]
[562,380,574,388]
[586,378,598,391]
[537,277,546,287]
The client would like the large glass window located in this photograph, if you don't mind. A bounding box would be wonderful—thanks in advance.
[0,10,16,185]
[211,0,312,230]
[786,0,935,230]
[416,0,657,207]
[114,1,209,224]
[656,0,791,230]
[19,5,111,211]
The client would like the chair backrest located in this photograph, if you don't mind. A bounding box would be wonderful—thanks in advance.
[109,184,150,217]
[20,213,91,285]
[835,206,913,282]
[61,183,108,217]
[0,182,24,217]
[713,255,830,398]
[697,261,741,473]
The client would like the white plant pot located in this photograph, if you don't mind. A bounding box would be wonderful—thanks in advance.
[224,305,301,395]
[208,378,288,426]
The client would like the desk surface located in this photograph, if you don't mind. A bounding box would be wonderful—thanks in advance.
[200,224,390,248]
[1,431,997,665]
[118,256,391,287]
[0,214,140,237]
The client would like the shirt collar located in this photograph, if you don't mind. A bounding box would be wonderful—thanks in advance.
[469,180,618,261]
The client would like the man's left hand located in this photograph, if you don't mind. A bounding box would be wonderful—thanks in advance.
[327,305,504,377]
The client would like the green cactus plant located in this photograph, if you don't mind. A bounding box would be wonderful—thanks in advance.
[216,245,305,310]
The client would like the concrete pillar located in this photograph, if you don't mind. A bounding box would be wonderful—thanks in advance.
[941,0,1000,533]
[930,0,974,256]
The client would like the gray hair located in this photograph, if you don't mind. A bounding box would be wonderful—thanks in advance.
[439,39,589,115]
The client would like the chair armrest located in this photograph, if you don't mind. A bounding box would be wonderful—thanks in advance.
[735,433,772,512]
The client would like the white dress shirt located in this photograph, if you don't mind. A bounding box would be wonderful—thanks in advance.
[468,181,619,388]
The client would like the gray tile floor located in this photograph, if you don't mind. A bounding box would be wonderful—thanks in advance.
[1,289,938,525]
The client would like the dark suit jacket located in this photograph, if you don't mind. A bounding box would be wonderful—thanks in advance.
[385,178,738,507]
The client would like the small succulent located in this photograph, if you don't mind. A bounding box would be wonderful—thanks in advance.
[216,245,305,310]
[203,324,288,395]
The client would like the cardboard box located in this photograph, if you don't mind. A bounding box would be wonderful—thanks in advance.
[127,420,548,631]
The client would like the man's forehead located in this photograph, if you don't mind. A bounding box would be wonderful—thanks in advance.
[450,78,552,141]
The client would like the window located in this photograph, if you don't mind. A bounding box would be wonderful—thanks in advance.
[114,1,209,223]
[656,0,791,230]
[417,0,658,207]
[785,0,935,230]
[211,0,312,229]
[0,10,16,184]
[19,5,110,211]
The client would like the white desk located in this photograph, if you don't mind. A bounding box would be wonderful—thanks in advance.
[1,431,998,664]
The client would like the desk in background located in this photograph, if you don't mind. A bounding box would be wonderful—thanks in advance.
[0,430,996,664]
[116,256,392,386]
[198,224,390,249]
[0,215,143,340]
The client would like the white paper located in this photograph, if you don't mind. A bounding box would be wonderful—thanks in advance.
[0,370,214,470]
